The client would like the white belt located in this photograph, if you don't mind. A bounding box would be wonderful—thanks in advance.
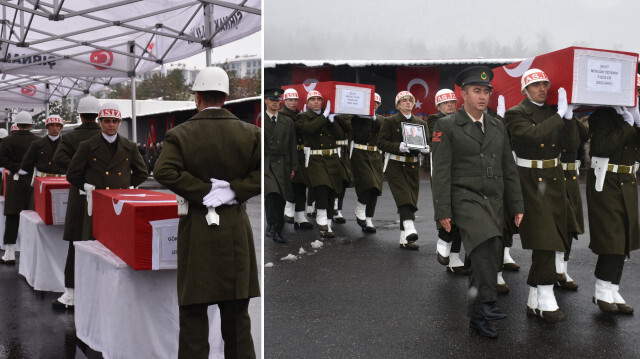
[515,156,559,169]
[336,140,348,146]
[388,154,419,163]
[353,143,378,152]
[309,148,339,156]
[561,161,580,171]
[607,163,639,174]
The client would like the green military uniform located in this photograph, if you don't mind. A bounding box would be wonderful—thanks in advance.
[296,108,344,215]
[280,106,314,216]
[66,134,148,241]
[333,115,352,219]
[562,119,589,239]
[154,108,260,358]
[20,135,65,176]
[587,107,640,283]
[0,129,40,245]
[504,98,576,287]
[377,112,428,228]
[53,121,102,288]
[264,110,298,236]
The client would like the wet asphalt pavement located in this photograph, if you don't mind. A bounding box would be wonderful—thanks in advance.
[0,196,262,359]
[265,172,640,359]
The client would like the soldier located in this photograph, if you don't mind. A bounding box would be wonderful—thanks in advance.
[264,88,298,243]
[66,102,148,243]
[296,90,343,238]
[154,67,260,358]
[377,91,430,250]
[0,111,40,264]
[428,89,468,274]
[51,96,102,310]
[332,113,352,224]
[18,115,66,178]
[431,66,524,338]
[280,88,313,229]
[347,92,384,233]
[587,105,639,314]
[504,68,576,323]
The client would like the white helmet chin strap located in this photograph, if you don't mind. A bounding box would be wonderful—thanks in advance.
[524,89,544,107]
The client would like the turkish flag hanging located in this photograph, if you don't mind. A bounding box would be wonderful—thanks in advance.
[145,131,152,149]
[396,66,440,115]
[165,115,175,134]
[254,101,261,127]
[291,66,333,91]
[148,118,157,144]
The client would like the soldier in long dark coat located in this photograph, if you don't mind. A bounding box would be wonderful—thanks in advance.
[432,66,524,338]
[0,111,40,264]
[296,90,343,238]
[504,68,576,323]
[345,93,384,233]
[555,118,589,291]
[154,67,260,358]
[332,115,352,224]
[428,89,468,274]
[19,115,65,178]
[587,105,639,315]
[280,88,313,229]
[378,91,430,250]
[264,88,298,243]
[51,96,102,310]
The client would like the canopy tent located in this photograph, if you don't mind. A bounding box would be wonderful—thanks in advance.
[0,0,261,140]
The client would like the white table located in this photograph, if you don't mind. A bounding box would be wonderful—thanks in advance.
[17,210,66,292]
[74,240,224,359]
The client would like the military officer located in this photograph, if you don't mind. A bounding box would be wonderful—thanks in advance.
[0,111,40,264]
[279,88,313,229]
[587,105,639,314]
[504,68,576,323]
[431,66,524,338]
[347,92,384,233]
[19,115,65,178]
[377,91,429,250]
[154,67,260,358]
[264,88,298,243]
[51,96,102,310]
[66,102,148,243]
[427,89,468,274]
[296,90,343,238]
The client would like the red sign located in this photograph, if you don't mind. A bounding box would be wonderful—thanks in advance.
[396,66,440,115]
[291,66,333,93]
[92,189,178,270]
[90,50,114,70]
[282,81,375,115]
[99,108,121,119]
[21,85,37,96]
[34,177,69,225]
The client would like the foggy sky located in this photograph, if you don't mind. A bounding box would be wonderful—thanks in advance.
[265,0,638,60]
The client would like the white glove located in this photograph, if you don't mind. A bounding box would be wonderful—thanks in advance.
[328,114,336,123]
[84,183,96,216]
[628,100,640,126]
[209,178,230,190]
[323,100,331,118]
[420,145,430,155]
[497,95,506,118]
[556,88,568,118]
[621,106,634,126]
[17,169,28,176]
[399,142,410,153]
[564,104,575,120]
[12,173,18,181]
[203,187,237,208]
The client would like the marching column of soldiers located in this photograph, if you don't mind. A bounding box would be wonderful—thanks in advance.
[267,66,639,338]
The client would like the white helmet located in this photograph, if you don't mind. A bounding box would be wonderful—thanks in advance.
[77,95,101,114]
[0,128,7,138]
[191,66,229,95]
[395,91,415,106]
[46,115,64,127]
[307,90,323,101]
[521,68,550,92]
[374,93,381,104]
[14,111,33,125]
[435,89,457,106]
[283,88,299,100]
[98,103,122,120]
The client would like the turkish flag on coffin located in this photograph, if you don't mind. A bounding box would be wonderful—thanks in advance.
[283,81,375,116]
[396,66,440,115]
[291,66,333,89]
[478,47,639,111]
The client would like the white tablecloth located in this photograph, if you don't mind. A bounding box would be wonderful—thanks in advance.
[74,241,224,359]
[17,210,66,292]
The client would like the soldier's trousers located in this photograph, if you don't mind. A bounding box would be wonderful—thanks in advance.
[356,188,379,217]
[595,254,625,285]
[293,182,307,212]
[265,193,285,232]
[527,250,556,286]
[467,236,502,316]
[335,181,349,211]
[313,185,335,214]
[564,232,578,261]
[438,225,462,253]
[306,187,316,207]
[398,204,416,224]
[179,299,255,359]
[64,241,75,288]
[3,214,19,245]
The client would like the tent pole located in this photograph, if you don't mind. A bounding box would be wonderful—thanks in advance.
[129,41,137,142]
[204,3,213,67]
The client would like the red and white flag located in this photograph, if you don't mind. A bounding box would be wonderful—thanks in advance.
[396,66,440,115]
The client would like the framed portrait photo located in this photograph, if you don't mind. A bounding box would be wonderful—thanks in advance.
[402,122,427,149]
